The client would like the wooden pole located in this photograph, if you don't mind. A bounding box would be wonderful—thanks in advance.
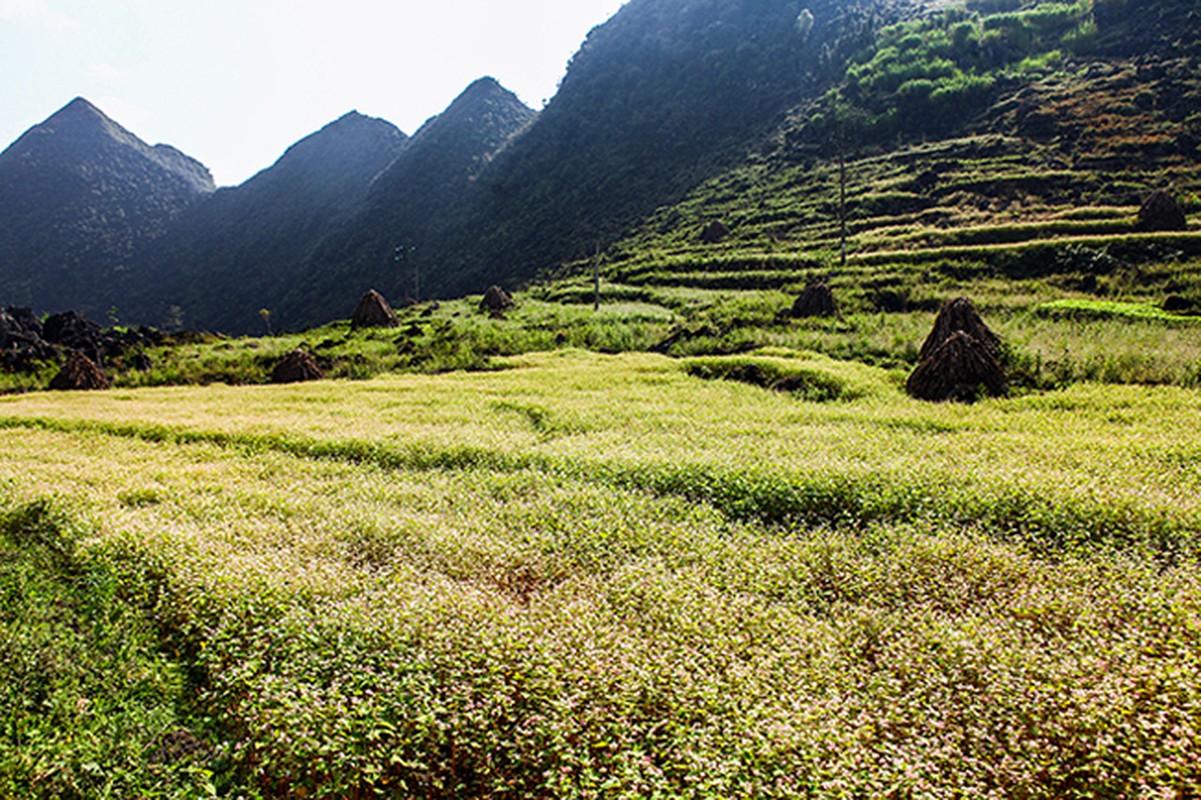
[593,242,602,312]
[839,124,847,270]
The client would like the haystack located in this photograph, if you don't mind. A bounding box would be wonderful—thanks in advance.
[49,352,110,391]
[918,297,1002,362]
[791,283,838,318]
[907,331,1007,402]
[271,349,324,384]
[351,290,399,330]
[480,285,515,315]
[700,220,731,245]
[1135,189,1188,232]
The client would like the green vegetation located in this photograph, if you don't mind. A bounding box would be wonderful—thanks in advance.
[1033,297,1201,323]
[682,348,898,402]
[1,352,1200,796]
[0,499,211,798]
[1,1,1200,794]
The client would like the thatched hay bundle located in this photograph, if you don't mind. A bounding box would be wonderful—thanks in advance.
[49,351,110,391]
[351,290,399,330]
[918,297,1001,362]
[480,285,515,315]
[700,220,731,244]
[271,349,324,384]
[791,283,838,318]
[1135,189,1188,233]
[907,331,1007,402]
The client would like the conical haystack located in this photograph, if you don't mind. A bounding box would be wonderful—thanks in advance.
[49,351,110,391]
[351,290,399,330]
[1135,189,1188,233]
[907,331,1007,402]
[791,283,838,318]
[918,297,1002,362]
[480,285,515,315]
[700,220,731,244]
[271,349,324,384]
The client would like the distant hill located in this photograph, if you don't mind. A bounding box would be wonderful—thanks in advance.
[128,111,407,333]
[414,0,915,298]
[0,97,214,318]
[279,77,535,329]
[3,0,1200,332]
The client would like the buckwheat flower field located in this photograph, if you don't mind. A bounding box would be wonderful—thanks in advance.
[2,351,1199,797]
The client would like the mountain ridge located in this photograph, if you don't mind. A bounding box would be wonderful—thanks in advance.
[125,110,408,333]
[276,76,536,328]
[0,97,215,316]
[1,0,1199,332]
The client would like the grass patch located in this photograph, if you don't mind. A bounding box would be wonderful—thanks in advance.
[0,498,211,798]
[1033,298,1201,324]
[682,348,898,402]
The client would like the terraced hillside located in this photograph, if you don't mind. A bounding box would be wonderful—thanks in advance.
[531,5,1201,390]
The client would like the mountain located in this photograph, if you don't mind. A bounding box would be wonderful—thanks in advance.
[279,77,535,328]
[0,97,214,317]
[3,0,1199,333]
[594,0,1201,304]
[417,0,913,297]
[129,111,407,333]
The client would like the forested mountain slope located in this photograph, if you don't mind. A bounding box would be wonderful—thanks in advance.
[0,98,214,318]
[128,112,407,333]
[586,0,1201,307]
[412,0,917,299]
[278,78,535,329]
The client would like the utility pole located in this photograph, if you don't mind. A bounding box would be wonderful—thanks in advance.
[593,242,602,312]
[838,122,848,270]
[394,244,417,304]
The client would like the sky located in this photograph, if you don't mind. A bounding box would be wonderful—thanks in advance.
[0,0,627,186]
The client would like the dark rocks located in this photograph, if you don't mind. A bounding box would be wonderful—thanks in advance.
[42,311,104,363]
[908,297,1007,403]
[271,349,324,384]
[1163,295,1198,314]
[49,351,110,391]
[1135,189,1188,232]
[0,307,57,370]
[3,307,42,338]
[700,220,731,244]
[351,290,399,330]
[791,283,838,318]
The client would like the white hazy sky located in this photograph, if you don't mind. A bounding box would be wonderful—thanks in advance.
[1,0,627,186]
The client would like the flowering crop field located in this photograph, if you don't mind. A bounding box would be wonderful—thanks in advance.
[1,350,1200,798]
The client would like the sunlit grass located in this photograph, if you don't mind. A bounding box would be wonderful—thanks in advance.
[2,351,1201,795]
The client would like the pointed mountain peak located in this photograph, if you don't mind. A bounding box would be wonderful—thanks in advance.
[2,97,213,193]
[263,112,405,174]
[408,77,533,144]
[39,96,126,138]
[58,96,104,117]
[454,76,527,109]
[463,76,505,94]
